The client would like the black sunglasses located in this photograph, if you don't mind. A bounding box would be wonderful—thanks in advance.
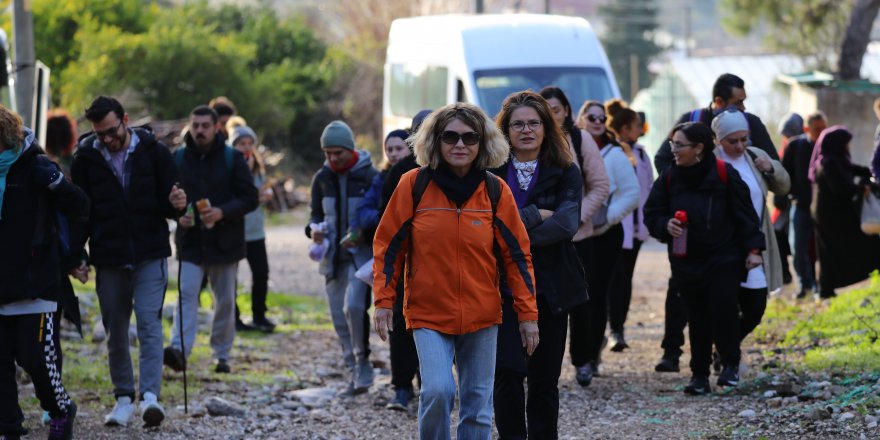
[586,115,607,124]
[440,130,481,146]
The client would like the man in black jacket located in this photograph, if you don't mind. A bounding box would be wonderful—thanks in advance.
[652,73,780,373]
[782,112,827,298]
[165,106,258,375]
[0,105,88,440]
[654,73,779,172]
[70,96,187,428]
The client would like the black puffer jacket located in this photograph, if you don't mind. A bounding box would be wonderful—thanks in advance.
[644,153,765,285]
[174,133,259,265]
[0,134,89,305]
[70,126,180,268]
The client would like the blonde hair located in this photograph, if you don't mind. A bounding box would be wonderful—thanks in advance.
[0,105,24,151]
[411,102,509,170]
[226,115,247,137]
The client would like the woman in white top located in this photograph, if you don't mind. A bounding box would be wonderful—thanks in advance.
[566,99,639,386]
[712,109,790,346]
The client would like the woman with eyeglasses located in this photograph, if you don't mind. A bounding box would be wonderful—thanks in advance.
[567,100,639,386]
[712,110,789,385]
[644,122,765,395]
[490,91,586,439]
[372,103,538,440]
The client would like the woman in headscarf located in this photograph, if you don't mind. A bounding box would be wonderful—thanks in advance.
[808,126,880,298]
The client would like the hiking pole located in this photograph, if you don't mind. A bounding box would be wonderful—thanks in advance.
[178,261,188,414]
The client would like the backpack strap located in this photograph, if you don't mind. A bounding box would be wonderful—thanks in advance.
[224,145,234,172]
[689,109,703,123]
[411,167,431,211]
[174,147,185,170]
[484,170,500,217]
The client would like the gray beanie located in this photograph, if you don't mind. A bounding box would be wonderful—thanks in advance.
[320,120,355,150]
[711,110,749,142]
[230,126,257,146]
[778,113,804,138]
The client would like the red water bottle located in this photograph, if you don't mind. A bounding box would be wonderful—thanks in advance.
[672,210,688,258]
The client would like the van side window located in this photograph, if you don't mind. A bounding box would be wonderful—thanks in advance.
[390,64,448,118]
[456,79,468,103]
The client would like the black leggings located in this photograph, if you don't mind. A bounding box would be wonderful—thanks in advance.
[390,282,418,391]
[236,239,270,320]
[569,224,624,367]
[0,312,72,437]
[738,286,767,342]
[608,239,643,335]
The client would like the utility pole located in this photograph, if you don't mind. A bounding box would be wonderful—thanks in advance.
[684,5,692,57]
[545,0,551,14]
[13,0,35,127]
[476,0,484,13]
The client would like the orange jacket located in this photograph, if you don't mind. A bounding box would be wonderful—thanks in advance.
[373,169,538,335]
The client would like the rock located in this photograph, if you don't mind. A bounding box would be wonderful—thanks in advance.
[767,398,783,408]
[739,410,757,418]
[783,396,799,405]
[91,320,106,343]
[776,383,802,397]
[309,408,331,421]
[763,390,778,398]
[316,366,342,378]
[807,381,832,389]
[287,387,337,409]
[204,396,246,417]
[866,415,878,428]
[839,412,855,422]
[829,385,845,396]
[809,408,831,421]
[820,391,833,400]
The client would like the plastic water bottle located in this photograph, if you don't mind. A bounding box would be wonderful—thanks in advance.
[672,210,688,258]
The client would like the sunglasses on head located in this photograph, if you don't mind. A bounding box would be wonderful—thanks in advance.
[586,115,607,124]
[440,130,481,146]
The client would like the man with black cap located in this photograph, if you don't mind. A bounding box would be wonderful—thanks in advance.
[307,120,378,396]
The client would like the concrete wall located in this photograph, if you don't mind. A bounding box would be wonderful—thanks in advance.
[788,83,880,167]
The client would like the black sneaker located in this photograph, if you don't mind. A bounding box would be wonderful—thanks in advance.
[163,347,185,372]
[717,365,739,387]
[654,355,680,373]
[575,363,593,387]
[48,401,76,440]
[337,382,368,397]
[609,332,629,352]
[235,319,256,332]
[386,387,413,411]
[252,317,276,333]
[796,289,809,299]
[684,376,711,396]
[215,359,231,374]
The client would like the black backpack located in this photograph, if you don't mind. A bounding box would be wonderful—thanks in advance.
[410,167,501,218]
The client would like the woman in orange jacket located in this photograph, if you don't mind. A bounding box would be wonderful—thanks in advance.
[372,102,539,440]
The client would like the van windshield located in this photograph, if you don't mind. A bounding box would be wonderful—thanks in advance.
[473,67,615,117]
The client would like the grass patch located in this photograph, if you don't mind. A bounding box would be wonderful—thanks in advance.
[19,276,328,417]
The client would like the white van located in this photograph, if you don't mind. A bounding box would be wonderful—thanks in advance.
[383,14,620,134]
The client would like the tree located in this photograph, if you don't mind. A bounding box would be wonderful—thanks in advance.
[720,0,857,73]
[838,0,880,80]
[598,0,662,101]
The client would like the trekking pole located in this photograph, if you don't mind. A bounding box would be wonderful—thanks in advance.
[178,261,188,414]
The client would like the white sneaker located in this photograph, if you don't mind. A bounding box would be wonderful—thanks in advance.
[140,392,165,427]
[104,396,135,426]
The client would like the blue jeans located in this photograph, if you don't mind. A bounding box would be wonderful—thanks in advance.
[793,206,816,292]
[413,326,498,440]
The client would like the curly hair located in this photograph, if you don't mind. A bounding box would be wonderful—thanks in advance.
[0,105,24,151]
[496,90,572,168]
[411,102,509,170]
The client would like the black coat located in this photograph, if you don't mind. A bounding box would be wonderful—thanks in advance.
[174,133,259,265]
[644,154,765,287]
[781,134,816,207]
[811,164,880,289]
[654,108,779,173]
[70,127,180,268]
[0,143,89,305]
[491,160,586,373]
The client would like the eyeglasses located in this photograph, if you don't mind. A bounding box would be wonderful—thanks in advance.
[96,121,124,142]
[671,142,695,151]
[440,130,481,146]
[586,115,607,124]
[510,120,542,132]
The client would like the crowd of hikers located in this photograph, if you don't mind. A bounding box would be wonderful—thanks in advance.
[2,72,880,439]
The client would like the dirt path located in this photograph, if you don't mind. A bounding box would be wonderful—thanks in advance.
[20,222,880,439]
